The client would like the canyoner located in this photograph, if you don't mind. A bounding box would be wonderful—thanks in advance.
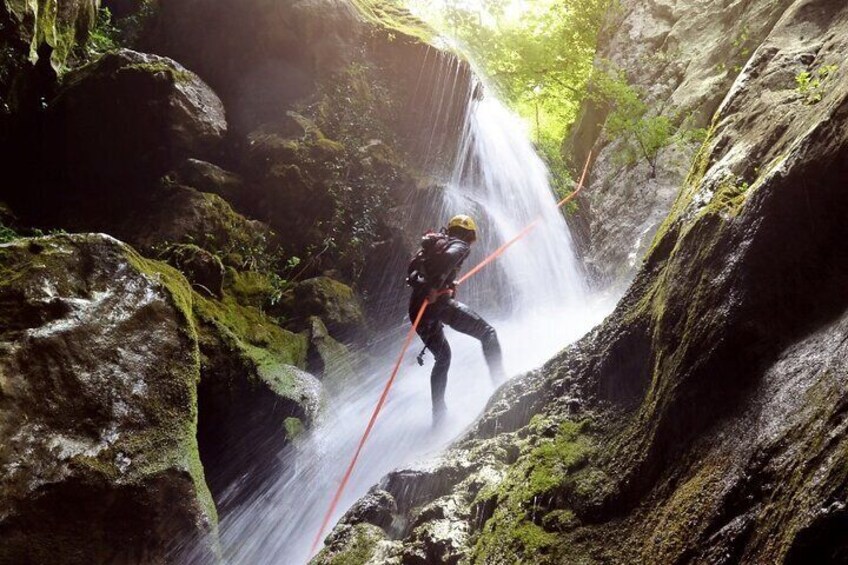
[407,214,506,426]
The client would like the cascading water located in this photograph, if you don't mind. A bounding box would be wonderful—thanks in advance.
[201,70,614,565]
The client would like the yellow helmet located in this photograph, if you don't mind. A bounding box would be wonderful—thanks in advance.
[448,214,478,233]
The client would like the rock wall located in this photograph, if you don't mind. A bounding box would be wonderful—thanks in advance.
[319,0,848,562]
[567,0,796,289]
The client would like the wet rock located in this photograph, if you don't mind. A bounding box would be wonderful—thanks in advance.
[161,243,225,298]
[337,2,848,562]
[289,276,367,342]
[0,234,217,563]
[193,289,320,506]
[314,523,397,565]
[118,183,271,270]
[567,0,796,289]
[340,488,398,531]
[304,316,363,389]
[46,49,226,190]
[175,158,245,202]
[402,494,471,565]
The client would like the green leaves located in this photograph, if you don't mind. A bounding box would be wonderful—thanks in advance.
[796,64,838,105]
[588,66,706,177]
[406,0,611,184]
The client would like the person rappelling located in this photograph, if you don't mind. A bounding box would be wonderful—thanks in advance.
[407,214,506,425]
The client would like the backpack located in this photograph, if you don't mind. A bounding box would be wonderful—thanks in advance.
[406,230,451,288]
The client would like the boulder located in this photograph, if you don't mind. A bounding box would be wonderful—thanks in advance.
[289,276,366,341]
[0,233,217,563]
[192,291,321,506]
[304,316,363,389]
[45,49,226,190]
[175,158,245,202]
[144,0,363,134]
[162,243,225,298]
[116,183,273,271]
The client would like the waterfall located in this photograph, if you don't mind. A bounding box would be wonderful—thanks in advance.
[200,69,613,565]
[445,91,588,316]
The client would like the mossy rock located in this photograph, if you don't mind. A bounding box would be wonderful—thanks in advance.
[3,0,99,70]
[304,316,364,390]
[224,267,277,309]
[162,243,225,297]
[312,523,389,565]
[192,289,322,503]
[0,233,217,563]
[290,276,367,342]
[176,158,245,202]
[121,184,273,270]
[45,48,226,190]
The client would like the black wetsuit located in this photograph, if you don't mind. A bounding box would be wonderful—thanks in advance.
[408,237,505,416]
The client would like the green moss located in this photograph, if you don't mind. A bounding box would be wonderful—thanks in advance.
[284,417,304,441]
[5,0,98,69]
[471,418,597,564]
[194,292,308,369]
[126,251,197,332]
[122,248,218,527]
[122,61,193,83]
[225,268,276,307]
[349,0,436,44]
[317,523,385,565]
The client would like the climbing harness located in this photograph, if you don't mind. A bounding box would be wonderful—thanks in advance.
[310,152,593,556]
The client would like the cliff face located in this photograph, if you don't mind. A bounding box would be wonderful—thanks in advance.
[318,1,848,562]
[567,0,796,289]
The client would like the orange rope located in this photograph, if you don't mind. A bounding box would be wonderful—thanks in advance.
[310,151,593,557]
[310,299,430,555]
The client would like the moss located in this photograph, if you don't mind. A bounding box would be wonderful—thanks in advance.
[0,235,219,533]
[315,137,346,155]
[121,248,218,527]
[225,268,276,308]
[541,509,578,533]
[194,292,308,369]
[5,0,98,69]
[470,418,598,564]
[317,523,385,565]
[122,60,193,83]
[126,250,197,332]
[284,417,304,441]
[349,0,436,44]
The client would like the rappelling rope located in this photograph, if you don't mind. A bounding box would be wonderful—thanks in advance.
[309,152,593,557]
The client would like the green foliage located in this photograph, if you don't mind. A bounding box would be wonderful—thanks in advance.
[296,62,408,279]
[796,64,838,105]
[405,0,612,191]
[715,23,755,78]
[0,224,18,244]
[86,8,121,56]
[589,66,706,177]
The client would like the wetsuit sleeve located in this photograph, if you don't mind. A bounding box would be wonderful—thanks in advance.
[429,241,469,290]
